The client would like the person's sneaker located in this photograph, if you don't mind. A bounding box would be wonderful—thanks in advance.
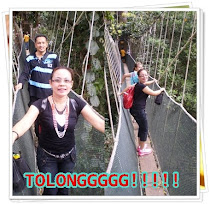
[138,148,152,156]
[136,144,148,152]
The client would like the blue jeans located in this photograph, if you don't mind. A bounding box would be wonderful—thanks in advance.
[130,107,148,142]
[36,146,76,195]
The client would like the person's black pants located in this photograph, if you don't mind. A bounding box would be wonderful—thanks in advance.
[130,107,148,142]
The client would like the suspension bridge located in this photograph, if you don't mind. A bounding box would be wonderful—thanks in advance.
[12,11,197,197]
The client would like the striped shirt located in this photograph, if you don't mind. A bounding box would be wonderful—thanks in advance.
[18,51,59,99]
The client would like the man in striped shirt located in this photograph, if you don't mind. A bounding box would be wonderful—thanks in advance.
[15,34,60,106]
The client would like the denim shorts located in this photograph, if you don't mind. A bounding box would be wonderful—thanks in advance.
[130,107,148,141]
[36,145,76,195]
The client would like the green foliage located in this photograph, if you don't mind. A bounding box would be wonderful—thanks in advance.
[106,11,197,118]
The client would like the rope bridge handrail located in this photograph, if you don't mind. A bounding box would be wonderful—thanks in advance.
[104,25,122,140]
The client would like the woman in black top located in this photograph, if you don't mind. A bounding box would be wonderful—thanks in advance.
[12,67,104,195]
[121,69,164,156]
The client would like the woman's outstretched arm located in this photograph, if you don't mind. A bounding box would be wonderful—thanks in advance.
[119,84,135,96]
[143,86,165,96]
[81,105,105,133]
[120,73,132,84]
[12,105,39,143]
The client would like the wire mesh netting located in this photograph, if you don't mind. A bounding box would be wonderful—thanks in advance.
[68,93,105,195]
[146,85,197,195]
[104,107,141,196]
[125,54,135,72]
[13,41,37,195]
[105,62,141,196]
[13,91,37,195]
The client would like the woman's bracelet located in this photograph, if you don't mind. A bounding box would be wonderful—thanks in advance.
[12,131,20,141]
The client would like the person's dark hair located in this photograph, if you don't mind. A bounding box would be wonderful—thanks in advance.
[133,62,143,71]
[133,63,138,71]
[35,34,48,42]
[137,68,147,76]
[51,67,74,81]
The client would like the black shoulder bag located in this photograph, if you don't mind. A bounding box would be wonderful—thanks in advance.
[155,92,164,105]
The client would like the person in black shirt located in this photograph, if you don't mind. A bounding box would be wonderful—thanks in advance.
[12,67,105,195]
[120,69,164,156]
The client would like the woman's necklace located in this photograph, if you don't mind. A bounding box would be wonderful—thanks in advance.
[51,97,69,139]
[54,104,66,115]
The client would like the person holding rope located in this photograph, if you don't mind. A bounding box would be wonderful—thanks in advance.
[120,62,157,86]
[120,62,142,85]
[12,66,105,195]
[120,69,164,156]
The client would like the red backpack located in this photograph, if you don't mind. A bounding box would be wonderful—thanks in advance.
[123,86,135,109]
